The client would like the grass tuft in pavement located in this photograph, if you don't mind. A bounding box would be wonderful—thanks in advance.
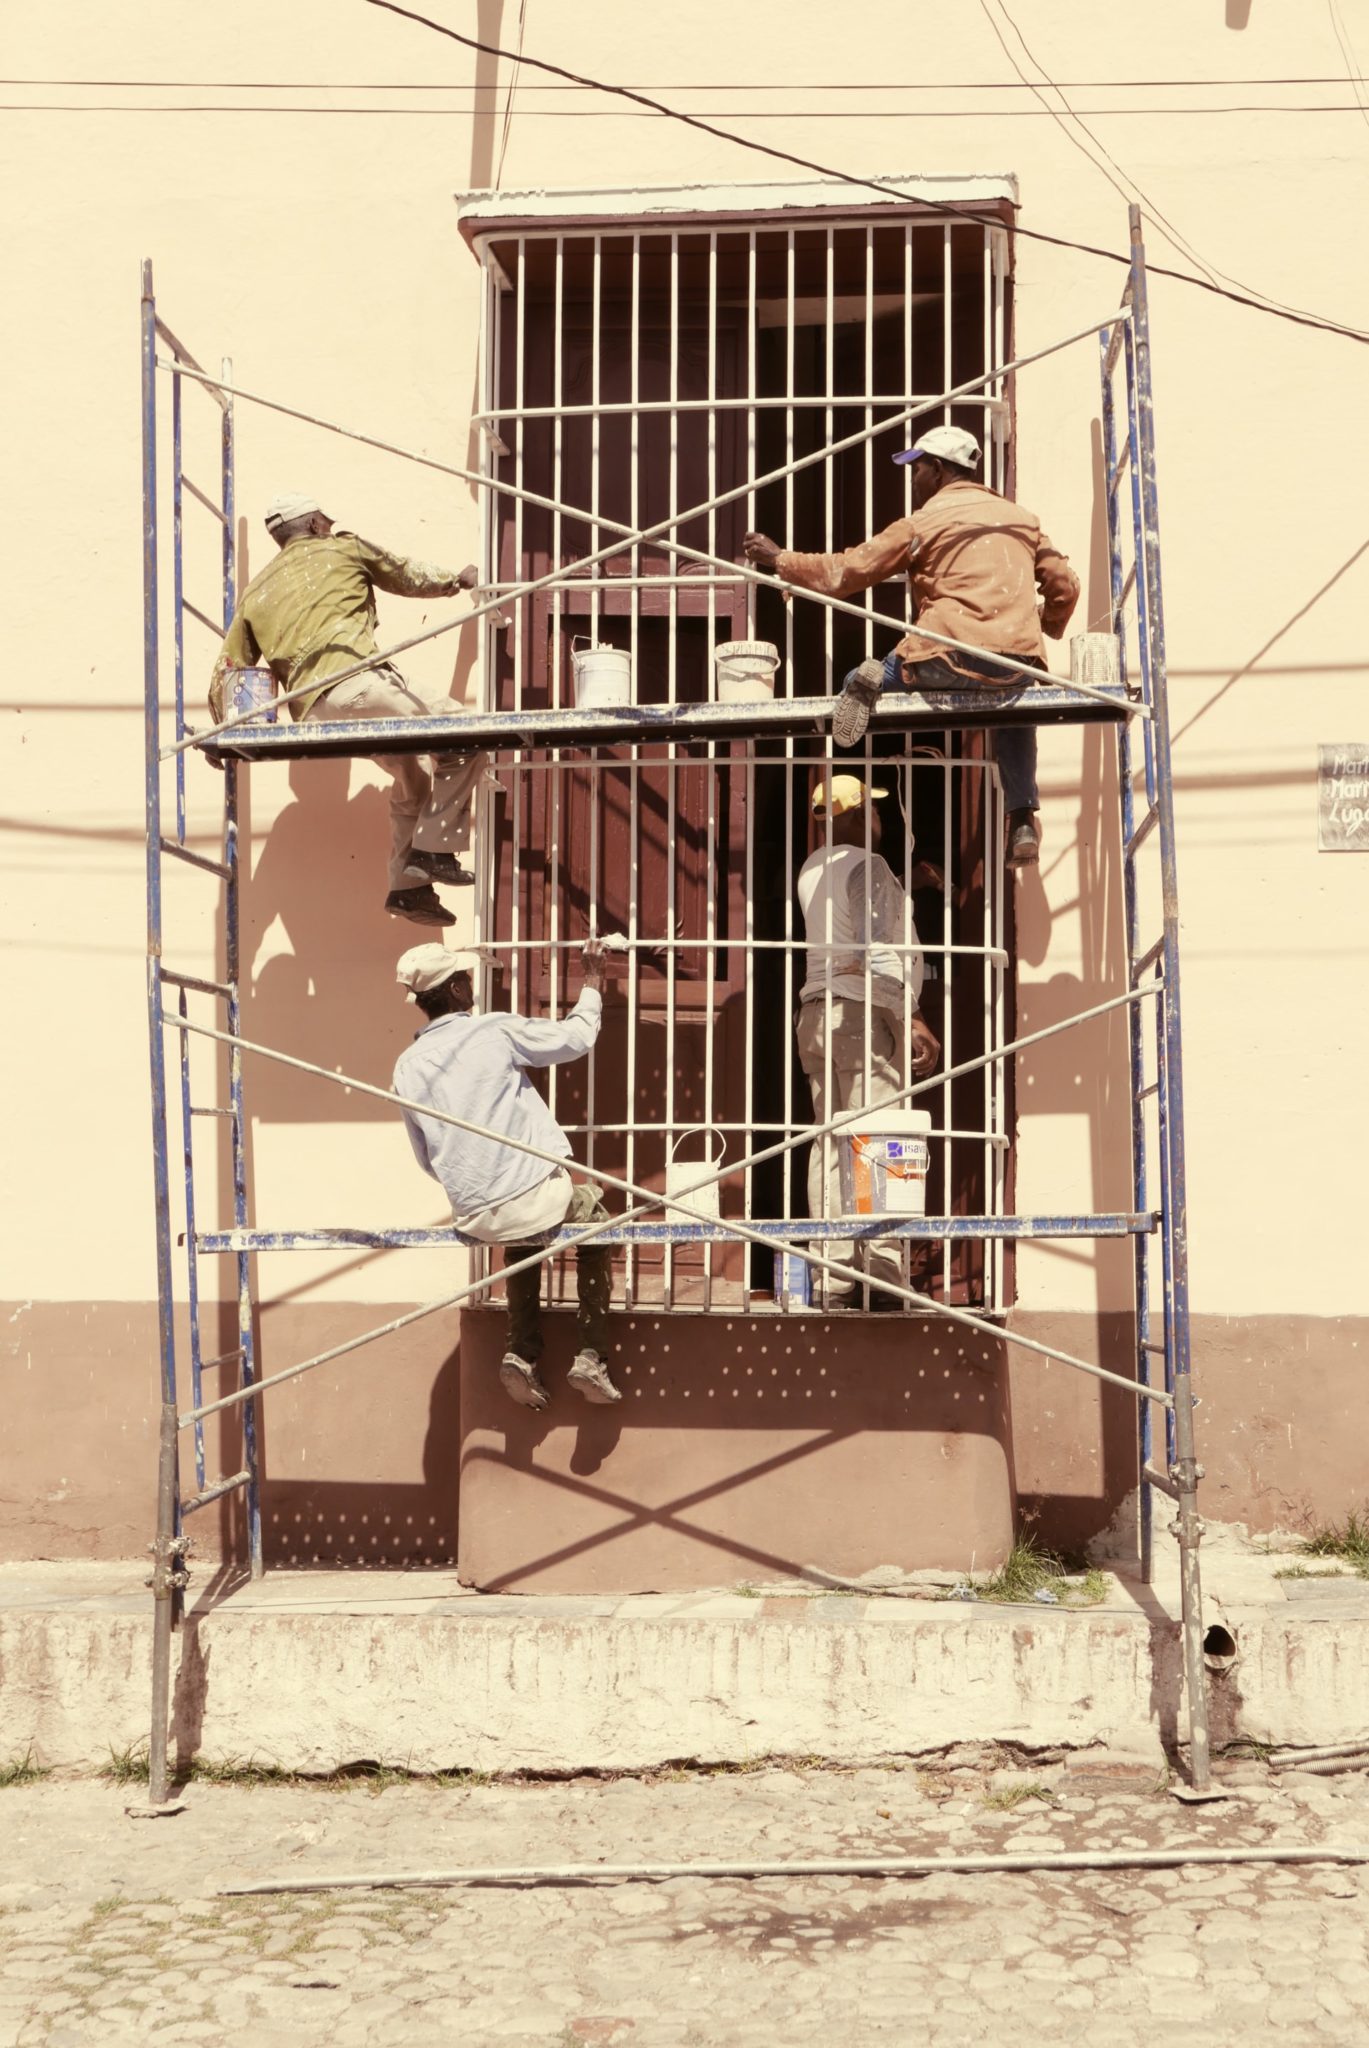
[974,1536,1108,1609]
[98,1746,496,1793]
[982,1780,1055,1811]
[1298,1509,1369,1577]
[0,1747,50,1788]
[101,1744,149,1785]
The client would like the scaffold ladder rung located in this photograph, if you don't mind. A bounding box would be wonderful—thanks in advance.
[160,968,233,999]
[158,837,230,881]
[1131,937,1165,982]
[181,1470,252,1516]
[1126,808,1159,858]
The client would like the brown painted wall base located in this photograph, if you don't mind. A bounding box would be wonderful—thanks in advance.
[456,1308,1017,1592]
[1,1300,460,1567]
[4,1300,1366,1574]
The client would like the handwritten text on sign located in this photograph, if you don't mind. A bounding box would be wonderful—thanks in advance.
[1318,745,1369,852]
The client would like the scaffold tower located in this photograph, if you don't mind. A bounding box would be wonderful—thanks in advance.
[140,201,1208,1808]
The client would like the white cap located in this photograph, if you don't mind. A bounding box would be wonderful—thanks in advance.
[264,491,324,531]
[893,425,982,470]
[395,943,469,1003]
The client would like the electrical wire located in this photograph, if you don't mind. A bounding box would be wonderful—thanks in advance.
[2,74,1358,90]
[493,0,527,187]
[977,0,1220,287]
[1327,0,1369,132]
[985,0,1352,332]
[359,0,1369,349]
[6,101,1367,118]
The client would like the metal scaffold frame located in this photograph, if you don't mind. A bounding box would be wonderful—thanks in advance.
[139,202,1208,1807]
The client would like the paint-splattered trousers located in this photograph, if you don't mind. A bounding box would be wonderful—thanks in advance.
[796,995,906,1292]
[304,664,488,893]
[455,1167,613,1366]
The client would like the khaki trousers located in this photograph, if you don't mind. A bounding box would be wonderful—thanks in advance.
[304,664,488,893]
[796,996,906,1291]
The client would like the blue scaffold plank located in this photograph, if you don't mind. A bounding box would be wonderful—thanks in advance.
[199,682,1132,763]
[197,1212,1156,1254]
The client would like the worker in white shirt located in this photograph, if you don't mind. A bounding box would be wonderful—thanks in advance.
[795,775,940,1310]
[393,940,622,1412]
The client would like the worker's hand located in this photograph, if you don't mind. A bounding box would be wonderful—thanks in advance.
[581,938,608,994]
[457,563,480,590]
[909,859,945,893]
[909,1013,940,1078]
[743,532,782,573]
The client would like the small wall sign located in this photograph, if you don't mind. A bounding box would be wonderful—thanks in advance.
[1318,744,1369,851]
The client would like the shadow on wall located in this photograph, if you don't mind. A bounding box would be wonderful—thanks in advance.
[244,757,417,1121]
[258,1334,461,1566]
[203,1328,462,1569]
[994,419,1138,1545]
[457,1310,1018,1593]
[1014,418,1131,1258]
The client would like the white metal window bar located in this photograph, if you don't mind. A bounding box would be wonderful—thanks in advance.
[473,215,1014,1316]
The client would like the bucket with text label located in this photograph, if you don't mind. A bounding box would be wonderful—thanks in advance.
[836,1109,933,1217]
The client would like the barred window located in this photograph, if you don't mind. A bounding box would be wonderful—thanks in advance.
[468,205,1015,1314]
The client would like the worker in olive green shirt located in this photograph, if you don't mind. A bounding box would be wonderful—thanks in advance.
[209,491,489,925]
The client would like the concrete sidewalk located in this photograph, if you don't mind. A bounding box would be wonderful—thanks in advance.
[1,1530,1366,1775]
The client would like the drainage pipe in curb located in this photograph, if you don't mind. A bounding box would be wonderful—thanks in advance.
[223,1845,1369,1898]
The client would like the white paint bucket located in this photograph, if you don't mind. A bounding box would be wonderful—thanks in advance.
[231,666,278,724]
[836,1109,933,1217]
[664,1126,726,1222]
[572,639,632,708]
[713,639,779,704]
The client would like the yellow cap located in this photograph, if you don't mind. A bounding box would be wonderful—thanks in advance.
[811,773,889,817]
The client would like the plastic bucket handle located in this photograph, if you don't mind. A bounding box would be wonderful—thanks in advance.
[668,1125,728,1169]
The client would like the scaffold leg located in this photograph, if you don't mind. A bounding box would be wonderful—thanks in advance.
[146,1401,187,1807]
[1172,1411,1212,1795]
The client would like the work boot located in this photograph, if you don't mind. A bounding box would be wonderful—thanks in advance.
[385,884,454,925]
[566,1350,623,1405]
[498,1353,550,1411]
[1006,808,1041,868]
[831,659,886,749]
[407,849,476,887]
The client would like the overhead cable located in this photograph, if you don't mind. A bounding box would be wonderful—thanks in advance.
[361,0,1369,348]
[982,0,1348,337]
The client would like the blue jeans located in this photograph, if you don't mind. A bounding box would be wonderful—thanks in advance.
[858,650,1039,814]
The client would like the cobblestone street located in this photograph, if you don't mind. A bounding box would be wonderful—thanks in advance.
[1,1756,1366,2044]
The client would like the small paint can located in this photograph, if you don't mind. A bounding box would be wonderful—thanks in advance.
[774,1249,812,1311]
[231,666,279,724]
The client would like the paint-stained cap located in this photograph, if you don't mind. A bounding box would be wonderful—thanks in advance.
[264,491,324,531]
[893,425,982,469]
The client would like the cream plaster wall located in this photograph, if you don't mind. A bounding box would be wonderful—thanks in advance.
[3,1,1367,1338]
